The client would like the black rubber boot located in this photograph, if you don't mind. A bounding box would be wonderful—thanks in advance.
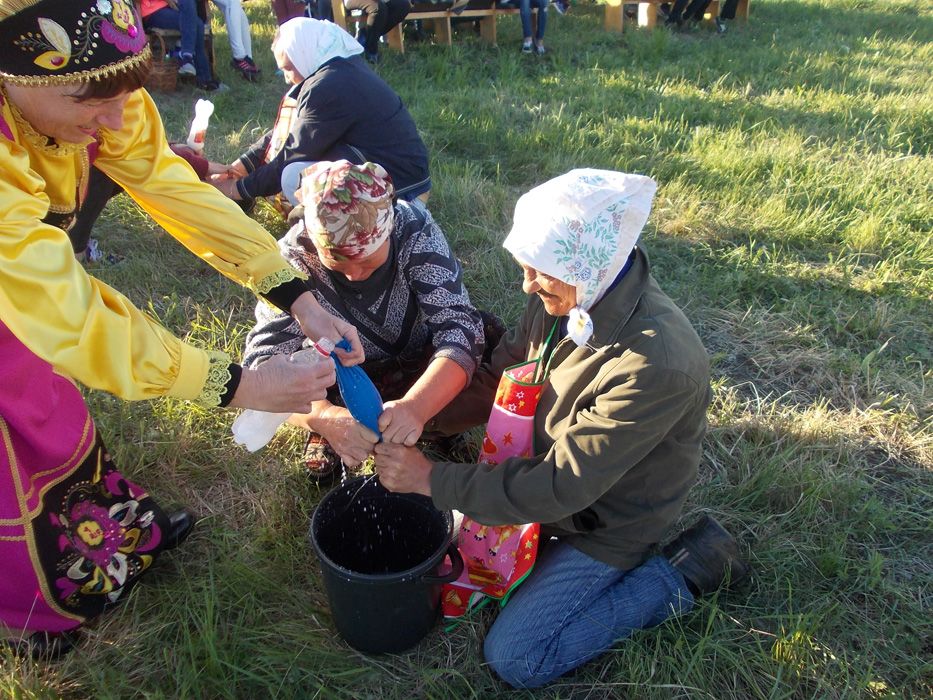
[663,515,749,596]
[163,508,197,551]
[4,630,80,661]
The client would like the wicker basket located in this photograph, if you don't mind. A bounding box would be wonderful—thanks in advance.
[145,32,177,93]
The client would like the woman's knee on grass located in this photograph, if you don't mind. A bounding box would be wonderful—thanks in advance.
[483,622,553,689]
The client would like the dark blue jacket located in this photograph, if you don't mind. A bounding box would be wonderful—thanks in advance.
[237,55,430,200]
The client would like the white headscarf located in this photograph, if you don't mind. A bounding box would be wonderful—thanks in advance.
[275,17,363,79]
[503,169,657,347]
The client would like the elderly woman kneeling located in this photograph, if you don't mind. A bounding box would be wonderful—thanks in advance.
[243,160,495,481]
[374,170,747,688]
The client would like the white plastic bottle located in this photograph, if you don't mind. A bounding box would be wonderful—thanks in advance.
[186,99,214,154]
[231,338,336,452]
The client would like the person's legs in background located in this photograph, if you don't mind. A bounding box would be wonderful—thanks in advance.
[144,0,214,86]
[382,0,412,39]
[212,0,260,78]
[517,0,534,52]
[532,0,547,53]
[715,0,739,32]
[360,0,411,61]
[664,0,688,26]
[684,0,712,22]
[143,7,192,74]
[483,541,693,689]
[177,0,213,86]
[69,168,123,260]
[311,0,335,21]
[344,0,382,62]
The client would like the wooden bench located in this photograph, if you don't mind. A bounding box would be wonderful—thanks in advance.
[603,0,750,32]
[331,0,750,53]
[330,1,539,53]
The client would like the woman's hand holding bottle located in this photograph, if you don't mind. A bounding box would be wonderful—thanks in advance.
[229,348,336,414]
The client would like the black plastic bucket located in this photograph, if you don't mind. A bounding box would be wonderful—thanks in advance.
[309,476,463,653]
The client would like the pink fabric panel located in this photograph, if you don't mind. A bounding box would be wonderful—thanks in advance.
[0,321,92,633]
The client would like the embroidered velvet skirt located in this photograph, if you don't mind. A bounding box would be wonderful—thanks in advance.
[0,320,169,636]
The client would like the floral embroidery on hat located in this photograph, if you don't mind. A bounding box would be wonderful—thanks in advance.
[15,0,143,72]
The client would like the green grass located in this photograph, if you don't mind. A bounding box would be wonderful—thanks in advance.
[3,0,931,696]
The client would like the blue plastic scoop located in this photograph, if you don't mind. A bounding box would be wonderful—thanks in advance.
[332,339,383,440]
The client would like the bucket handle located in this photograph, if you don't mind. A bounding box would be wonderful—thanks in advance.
[419,543,464,585]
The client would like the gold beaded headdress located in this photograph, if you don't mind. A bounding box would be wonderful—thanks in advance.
[0,0,149,86]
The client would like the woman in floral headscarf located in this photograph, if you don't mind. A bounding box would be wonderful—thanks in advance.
[243,160,495,481]
[210,18,431,212]
[374,169,747,688]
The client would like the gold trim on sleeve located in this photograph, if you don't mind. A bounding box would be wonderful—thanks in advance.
[196,350,233,407]
[253,267,303,296]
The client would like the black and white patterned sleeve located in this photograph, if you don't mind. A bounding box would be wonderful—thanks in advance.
[403,205,485,380]
[241,299,307,369]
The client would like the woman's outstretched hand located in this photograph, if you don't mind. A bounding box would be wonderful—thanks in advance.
[374,442,433,496]
[228,353,336,413]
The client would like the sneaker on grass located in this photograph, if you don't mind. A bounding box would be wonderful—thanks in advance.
[198,80,228,92]
[231,56,261,80]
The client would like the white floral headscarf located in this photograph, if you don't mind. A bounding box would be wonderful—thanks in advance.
[503,169,657,346]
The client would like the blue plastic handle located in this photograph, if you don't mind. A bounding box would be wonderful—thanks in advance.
[332,339,383,440]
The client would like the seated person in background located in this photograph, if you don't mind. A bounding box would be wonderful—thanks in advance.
[210,18,431,212]
[713,0,742,33]
[211,0,261,79]
[662,0,735,30]
[140,0,221,91]
[374,169,748,688]
[519,0,548,54]
[345,0,412,64]
[243,160,493,482]
[498,0,548,54]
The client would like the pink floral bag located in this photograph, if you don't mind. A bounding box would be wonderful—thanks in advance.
[442,323,559,619]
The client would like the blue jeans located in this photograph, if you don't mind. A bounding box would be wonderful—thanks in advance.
[483,542,694,688]
[145,1,212,84]
[519,0,547,41]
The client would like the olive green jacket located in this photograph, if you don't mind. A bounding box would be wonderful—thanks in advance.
[431,248,711,570]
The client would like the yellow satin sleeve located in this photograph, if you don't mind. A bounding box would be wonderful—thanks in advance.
[0,90,301,403]
[96,90,302,294]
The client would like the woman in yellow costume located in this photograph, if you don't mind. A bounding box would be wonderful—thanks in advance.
[0,0,363,658]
